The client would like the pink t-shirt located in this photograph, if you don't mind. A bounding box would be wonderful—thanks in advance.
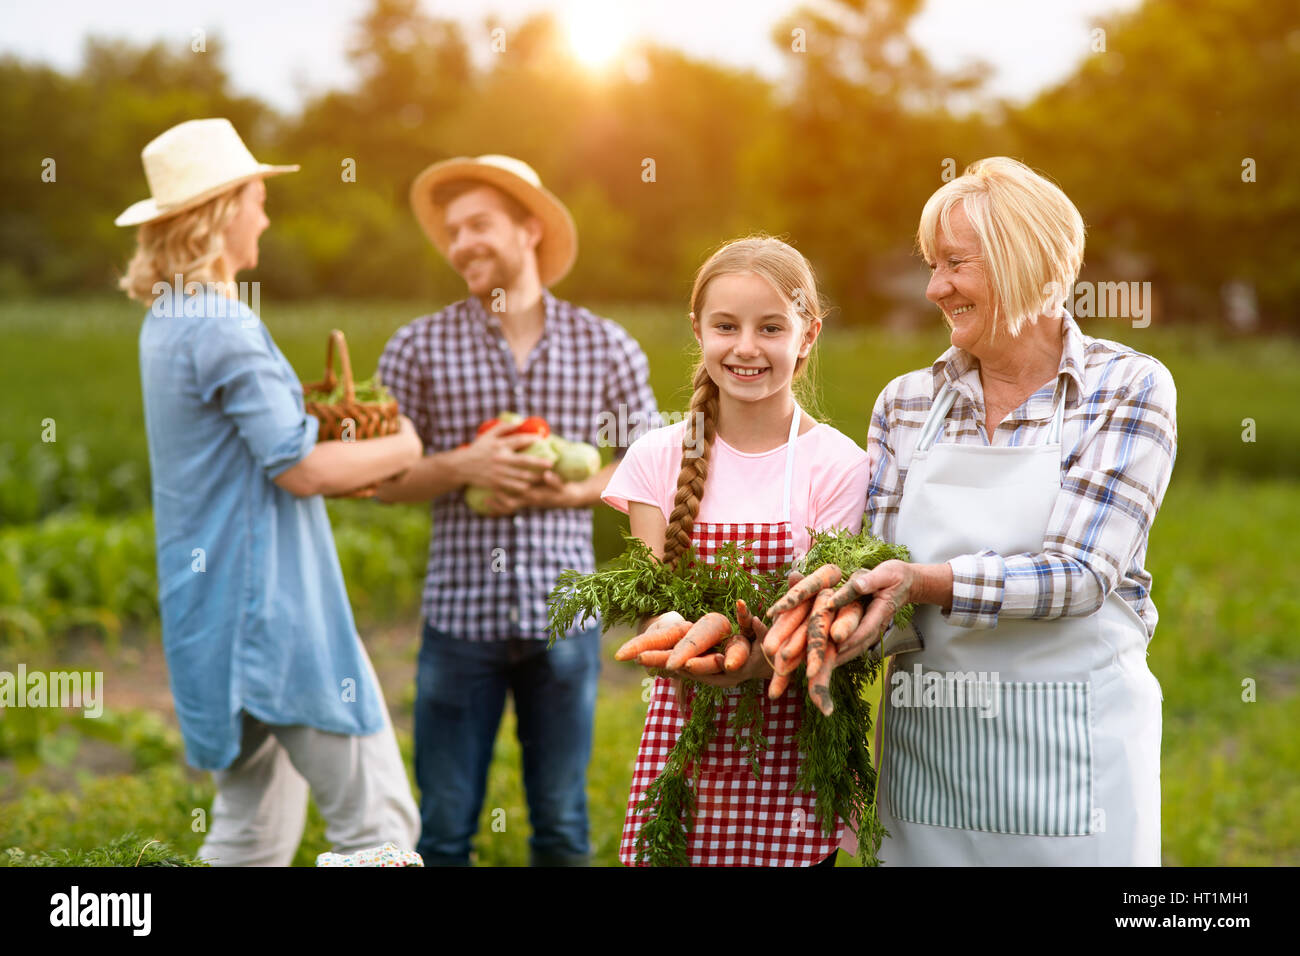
[601,419,871,555]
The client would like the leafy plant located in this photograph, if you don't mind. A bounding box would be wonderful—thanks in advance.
[2,831,206,867]
[304,377,394,405]
[547,534,786,638]
[548,526,913,866]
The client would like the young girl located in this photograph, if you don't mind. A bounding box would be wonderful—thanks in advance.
[600,237,871,866]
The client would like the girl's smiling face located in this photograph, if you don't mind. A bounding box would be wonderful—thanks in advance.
[692,272,820,405]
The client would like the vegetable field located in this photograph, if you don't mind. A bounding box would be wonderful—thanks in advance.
[1,297,1297,866]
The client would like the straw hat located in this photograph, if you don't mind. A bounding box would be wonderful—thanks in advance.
[115,118,299,227]
[410,155,577,287]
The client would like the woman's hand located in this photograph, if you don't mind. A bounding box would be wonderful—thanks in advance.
[328,414,422,498]
[828,559,914,662]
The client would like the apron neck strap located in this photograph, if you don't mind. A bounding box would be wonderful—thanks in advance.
[1048,375,1068,444]
[919,376,1069,451]
[917,384,958,452]
[781,401,801,525]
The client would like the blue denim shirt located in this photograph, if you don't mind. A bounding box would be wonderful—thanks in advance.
[138,289,385,770]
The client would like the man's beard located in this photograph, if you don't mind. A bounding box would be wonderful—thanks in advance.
[460,250,518,296]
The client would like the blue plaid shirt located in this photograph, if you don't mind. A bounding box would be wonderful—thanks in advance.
[867,311,1178,639]
[377,290,659,641]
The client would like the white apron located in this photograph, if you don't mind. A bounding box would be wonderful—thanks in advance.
[876,378,1162,866]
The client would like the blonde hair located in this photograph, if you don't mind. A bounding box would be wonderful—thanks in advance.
[918,157,1085,339]
[661,236,826,569]
[118,185,246,304]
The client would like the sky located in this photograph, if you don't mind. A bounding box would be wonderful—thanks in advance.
[0,0,1144,112]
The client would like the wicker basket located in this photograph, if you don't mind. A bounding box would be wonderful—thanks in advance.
[302,329,400,442]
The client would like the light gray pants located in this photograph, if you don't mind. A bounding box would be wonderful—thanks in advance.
[197,705,420,867]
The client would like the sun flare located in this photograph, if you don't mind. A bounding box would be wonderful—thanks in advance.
[565,2,633,70]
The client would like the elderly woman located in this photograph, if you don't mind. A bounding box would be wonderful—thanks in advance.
[117,118,423,866]
[834,157,1176,866]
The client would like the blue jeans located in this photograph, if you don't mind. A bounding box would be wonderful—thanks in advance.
[413,620,601,866]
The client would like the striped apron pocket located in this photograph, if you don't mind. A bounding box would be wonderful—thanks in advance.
[885,677,1093,837]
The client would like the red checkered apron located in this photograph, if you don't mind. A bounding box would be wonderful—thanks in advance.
[619,406,844,866]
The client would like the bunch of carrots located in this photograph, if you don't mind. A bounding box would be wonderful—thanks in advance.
[613,600,766,677]
[613,563,871,717]
[761,564,874,716]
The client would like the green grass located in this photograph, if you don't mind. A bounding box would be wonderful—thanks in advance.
[2,477,1297,865]
[2,296,1298,528]
[0,296,1296,865]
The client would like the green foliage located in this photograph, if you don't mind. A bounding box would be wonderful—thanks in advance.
[563,526,911,865]
[2,831,206,867]
[547,534,786,641]
[1011,0,1300,326]
[0,706,182,773]
[0,511,156,651]
[729,677,768,780]
[0,500,429,651]
[2,0,1291,327]
[303,377,394,405]
[633,686,723,867]
[800,526,915,630]
[2,297,1298,657]
[794,659,886,864]
[0,763,212,860]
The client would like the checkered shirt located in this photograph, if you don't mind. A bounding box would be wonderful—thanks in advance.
[866,312,1178,638]
[377,290,659,640]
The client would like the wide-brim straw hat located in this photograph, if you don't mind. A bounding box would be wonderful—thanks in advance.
[115,118,298,227]
[410,154,577,287]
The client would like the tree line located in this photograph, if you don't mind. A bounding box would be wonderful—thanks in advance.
[0,0,1294,329]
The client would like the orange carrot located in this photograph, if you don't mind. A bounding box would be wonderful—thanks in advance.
[768,670,790,699]
[836,622,880,664]
[762,599,811,657]
[767,564,843,617]
[614,620,692,661]
[636,649,671,667]
[723,634,751,672]
[805,589,836,682]
[684,653,725,675]
[665,612,733,670]
[774,619,809,676]
[808,640,838,716]
[736,599,753,634]
[830,601,865,643]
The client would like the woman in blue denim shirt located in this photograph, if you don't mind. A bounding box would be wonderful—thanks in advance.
[117,118,423,866]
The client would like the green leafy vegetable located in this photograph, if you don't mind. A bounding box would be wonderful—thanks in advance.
[546,534,785,640]
[304,377,394,405]
[547,526,914,867]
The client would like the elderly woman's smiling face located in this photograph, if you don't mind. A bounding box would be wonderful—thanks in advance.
[925,203,991,354]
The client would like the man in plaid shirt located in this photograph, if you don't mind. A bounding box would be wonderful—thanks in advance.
[375,155,658,866]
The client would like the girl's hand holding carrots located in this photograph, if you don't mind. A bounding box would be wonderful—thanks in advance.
[665,638,774,687]
[619,612,688,675]
[654,608,775,688]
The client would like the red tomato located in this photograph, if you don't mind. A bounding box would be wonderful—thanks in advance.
[475,418,501,438]
[511,416,550,438]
